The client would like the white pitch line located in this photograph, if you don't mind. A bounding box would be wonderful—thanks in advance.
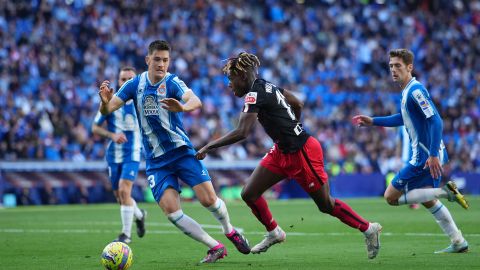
[0,228,479,237]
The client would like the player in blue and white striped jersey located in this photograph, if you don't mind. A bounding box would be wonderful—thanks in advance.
[92,67,146,244]
[353,49,469,253]
[98,40,250,263]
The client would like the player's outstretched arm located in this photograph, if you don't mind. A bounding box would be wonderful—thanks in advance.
[353,113,403,127]
[98,80,125,115]
[283,89,303,120]
[195,112,257,160]
[352,115,374,127]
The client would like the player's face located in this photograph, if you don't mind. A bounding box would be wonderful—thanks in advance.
[146,50,170,81]
[118,70,135,88]
[389,57,413,84]
[227,73,249,97]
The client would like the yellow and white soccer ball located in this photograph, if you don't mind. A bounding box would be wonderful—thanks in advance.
[101,242,133,270]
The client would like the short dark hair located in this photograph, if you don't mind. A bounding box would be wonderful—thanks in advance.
[389,49,414,65]
[148,40,170,55]
[120,66,136,73]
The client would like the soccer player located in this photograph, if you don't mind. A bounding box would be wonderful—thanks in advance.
[352,48,469,253]
[92,67,146,244]
[98,40,250,263]
[196,52,382,259]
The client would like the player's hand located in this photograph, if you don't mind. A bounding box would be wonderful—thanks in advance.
[352,115,373,127]
[111,133,127,144]
[160,98,184,112]
[99,80,114,104]
[424,156,443,179]
[195,146,210,160]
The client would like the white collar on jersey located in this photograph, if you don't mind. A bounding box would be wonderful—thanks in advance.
[402,77,416,91]
[146,72,170,86]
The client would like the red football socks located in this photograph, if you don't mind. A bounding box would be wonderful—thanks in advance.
[245,196,278,231]
[330,199,369,232]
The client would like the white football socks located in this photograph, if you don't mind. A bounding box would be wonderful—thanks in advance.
[207,198,234,234]
[131,199,143,220]
[428,201,464,244]
[167,209,219,248]
[399,188,447,205]
[120,205,134,237]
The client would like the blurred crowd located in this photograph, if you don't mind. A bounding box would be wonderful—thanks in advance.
[1,0,479,175]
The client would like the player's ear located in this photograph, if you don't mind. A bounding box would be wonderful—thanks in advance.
[407,63,413,73]
[145,55,150,66]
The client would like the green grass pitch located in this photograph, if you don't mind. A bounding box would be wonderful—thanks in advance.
[0,197,478,269]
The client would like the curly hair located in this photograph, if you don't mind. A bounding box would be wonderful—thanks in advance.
[222,52,260,75]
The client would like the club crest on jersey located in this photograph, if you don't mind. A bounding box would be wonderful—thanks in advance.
[157,83,166,96]
[143,95,159,116]
[244,92,257,104]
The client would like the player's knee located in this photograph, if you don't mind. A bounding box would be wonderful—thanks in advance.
[199,194,217,208]
[384,194,398,206]
[317,202,333,213]
[118,188,130,204]
[240,189,257,203]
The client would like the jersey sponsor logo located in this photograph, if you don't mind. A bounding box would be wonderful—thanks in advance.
[157,83,166,95]
[412,89,434,117]
[244,92,257,104]
[419,100,429,110]
[143,95,159,116]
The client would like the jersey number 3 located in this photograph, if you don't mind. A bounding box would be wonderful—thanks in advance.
[147,175,155,188]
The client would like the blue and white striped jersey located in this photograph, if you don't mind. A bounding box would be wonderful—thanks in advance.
[400,77,447,166]
[94,100,141,163]
[399,126,411,163]
[116,71,194,161]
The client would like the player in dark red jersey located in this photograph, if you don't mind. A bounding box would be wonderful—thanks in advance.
[196,52,382,259]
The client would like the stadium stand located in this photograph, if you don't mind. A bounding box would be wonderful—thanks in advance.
[1,0,479,204]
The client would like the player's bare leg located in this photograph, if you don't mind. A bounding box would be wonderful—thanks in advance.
[309,182,381,259]
[242,165,286,254]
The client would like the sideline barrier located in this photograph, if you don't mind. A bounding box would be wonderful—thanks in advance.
[1,161,478,205]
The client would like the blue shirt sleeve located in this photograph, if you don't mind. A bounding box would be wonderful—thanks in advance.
[93,111,106,125]
[427,114,443,157]
[410,87,442,157]
[372,113,403,127]
[116,77,137,102]
[169,75,188,100]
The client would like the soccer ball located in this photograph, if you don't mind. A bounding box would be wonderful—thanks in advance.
[101,242,133,270]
